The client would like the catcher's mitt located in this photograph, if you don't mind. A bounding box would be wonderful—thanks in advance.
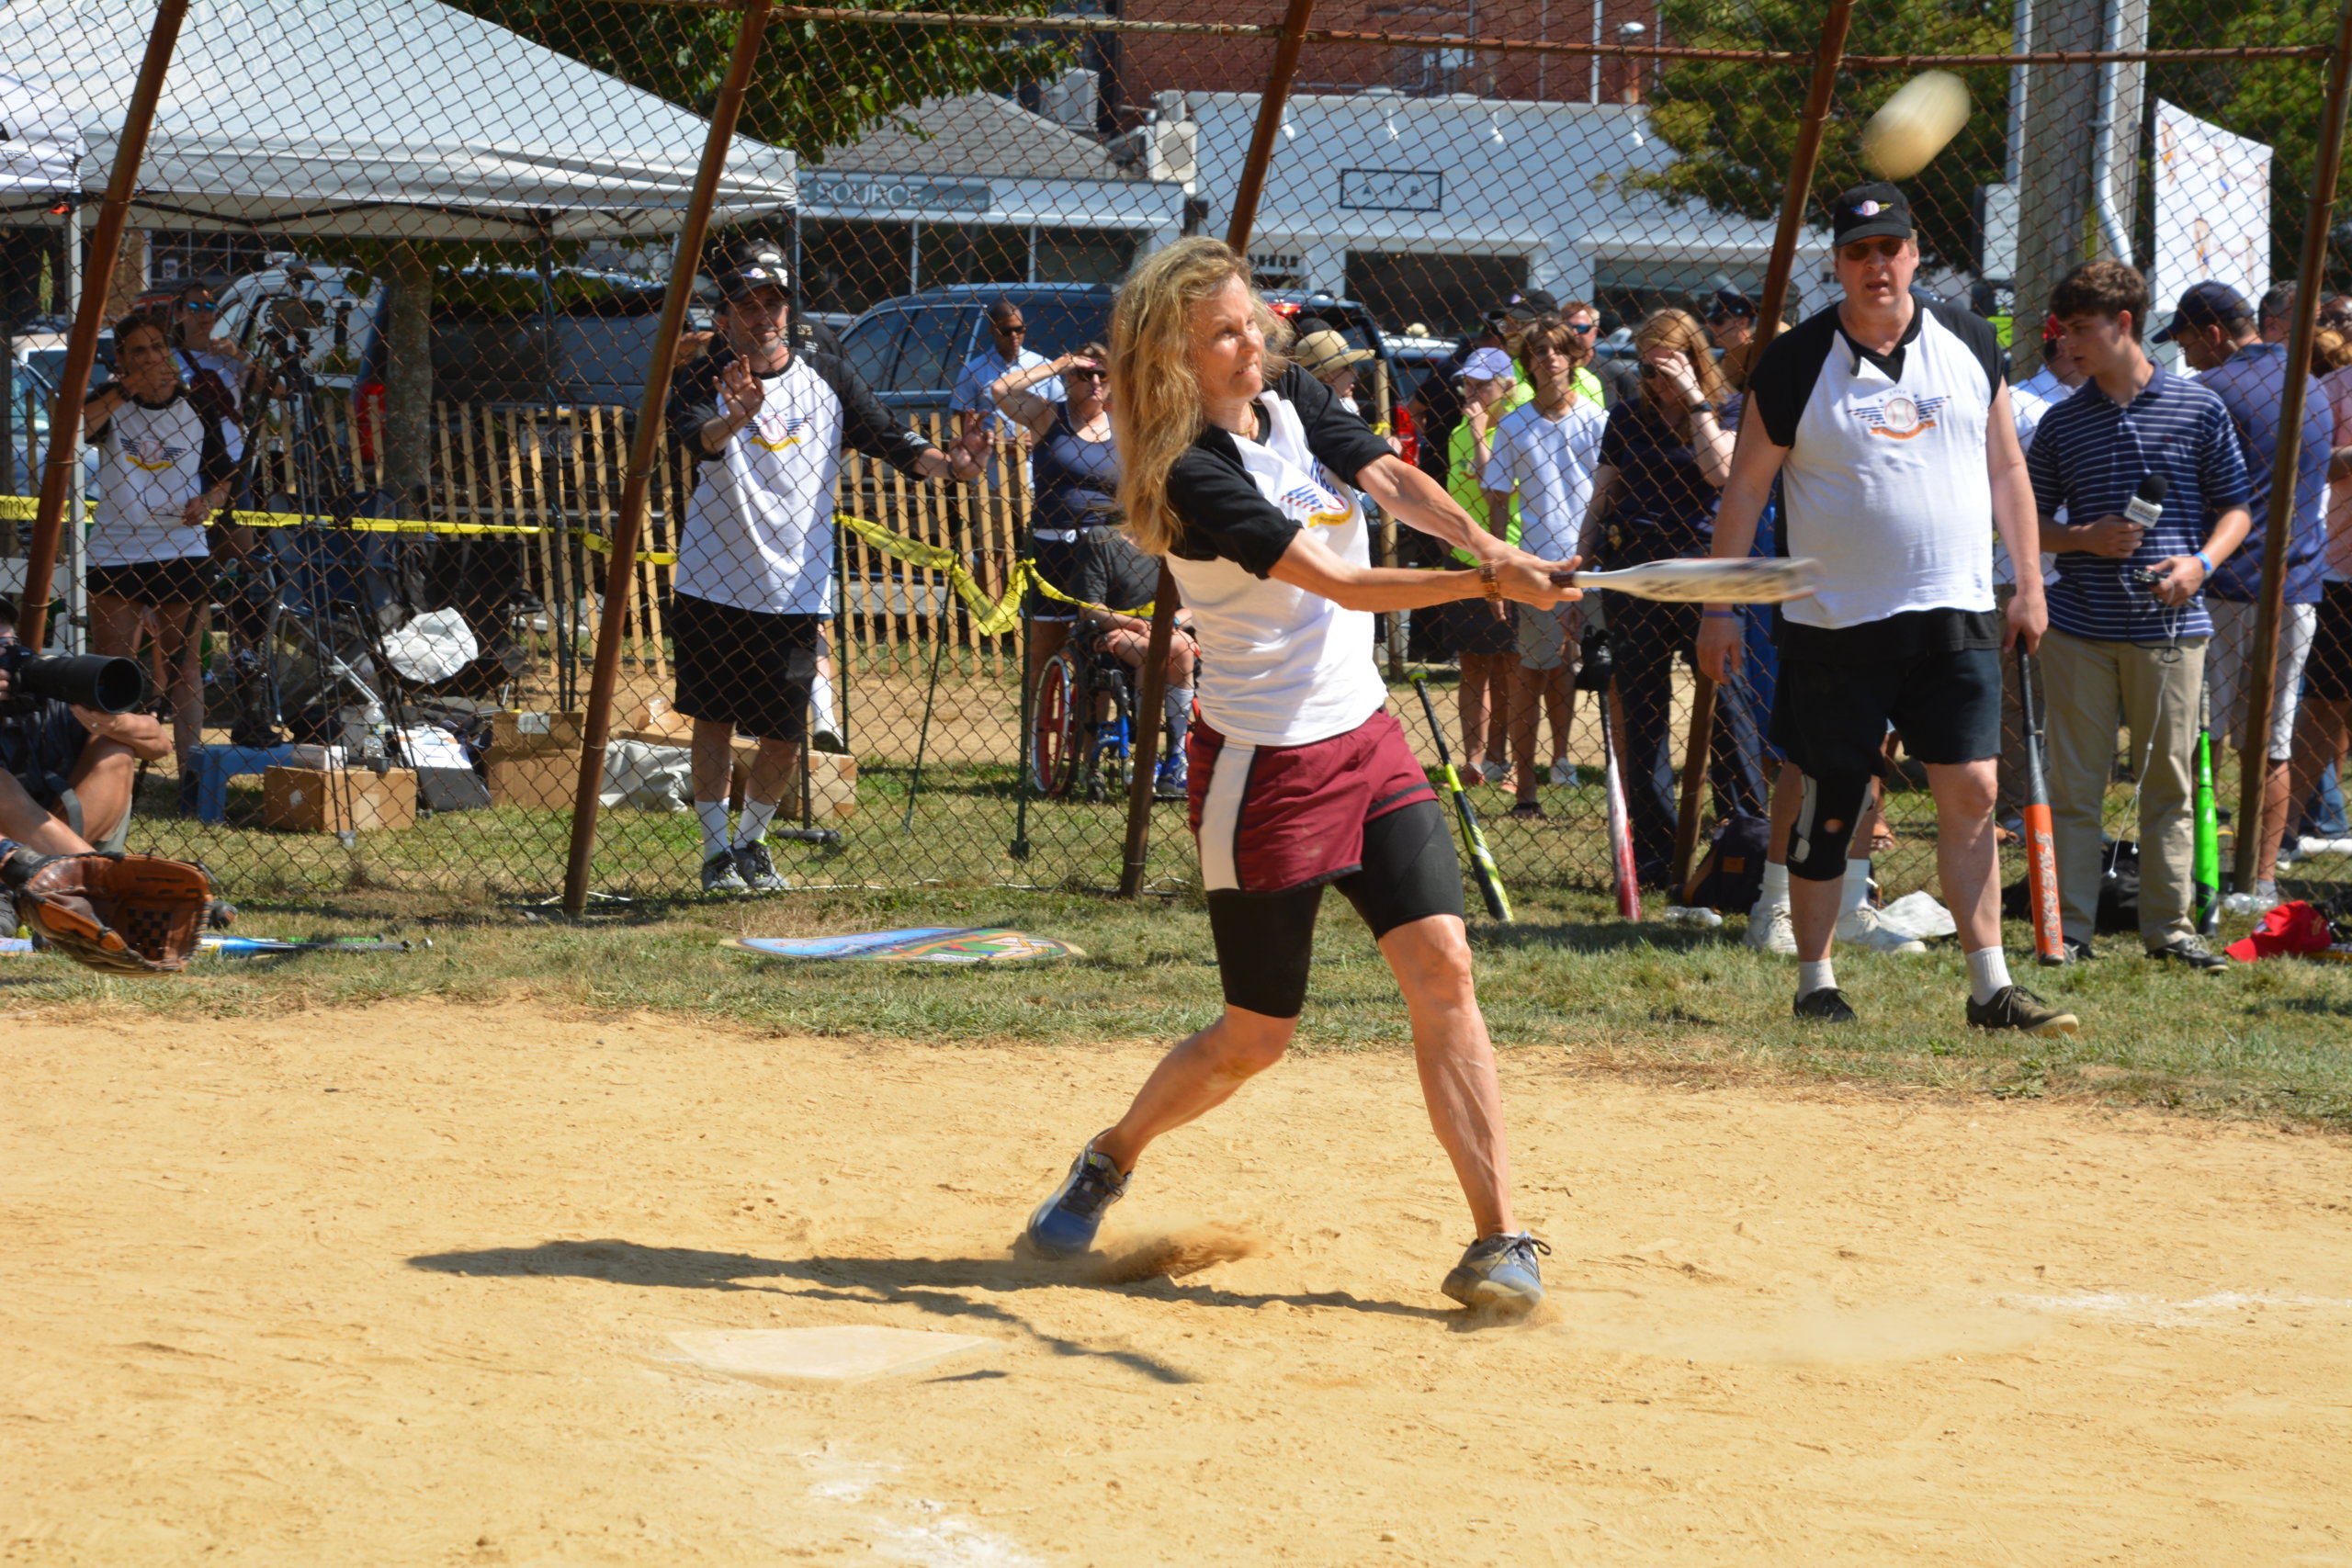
[0,841,216,975]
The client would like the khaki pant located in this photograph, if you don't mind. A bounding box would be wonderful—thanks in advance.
[2041,628,2208,947]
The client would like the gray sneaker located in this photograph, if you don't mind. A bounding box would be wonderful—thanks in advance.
[2147,932,2231,971]
[700,851,749,895]
[1441,1231,1551,1313]
[732,840,787,892]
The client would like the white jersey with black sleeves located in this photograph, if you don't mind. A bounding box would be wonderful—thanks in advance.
[85,385,234,568]
[668,348,932,615]
[1160,367,1396,748]
[1746,296,2005,630]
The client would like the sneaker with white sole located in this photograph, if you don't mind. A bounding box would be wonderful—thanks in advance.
[1441,1231,1550,1312]
[700,851,749,894]
[1481,761,1510,785]
[1745,899,1797,955]
[732,840,787,892]
[1838,901,1928,954]
[1549,759,1575,786]
[1025,1139,1129,1258]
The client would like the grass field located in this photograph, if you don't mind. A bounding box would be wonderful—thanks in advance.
[15,883,2350,1130]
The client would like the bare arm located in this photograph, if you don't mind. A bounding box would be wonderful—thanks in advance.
[1986,384,2046,652]
[990,355,1072,438]
[1692,418,1792,682]
[1482,489,1513,543]
[1351,452,1553,567]
[71,706,171,761]
[1267,525,1575,614]
[2144,505,2253,607]
[1575,464,1626,563]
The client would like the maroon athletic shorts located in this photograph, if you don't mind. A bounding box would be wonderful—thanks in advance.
[1187,707,1438,894]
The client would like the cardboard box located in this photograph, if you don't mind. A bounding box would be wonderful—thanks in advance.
[263,766,417,834]
[491,709,587,755]
[486,747,586,809]
[732,749,857,818]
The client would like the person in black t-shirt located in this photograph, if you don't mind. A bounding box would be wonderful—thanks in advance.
[0,602,170,853]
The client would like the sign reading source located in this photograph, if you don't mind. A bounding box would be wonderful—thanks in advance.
[803,174,994,215]
[1339,168,1444,212]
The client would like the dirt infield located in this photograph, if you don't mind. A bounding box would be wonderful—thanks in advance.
[5,999,2347,1565]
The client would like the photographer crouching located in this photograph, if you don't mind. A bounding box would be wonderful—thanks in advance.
[0,599,170,854]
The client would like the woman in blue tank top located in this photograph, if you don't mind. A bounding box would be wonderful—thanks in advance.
[993,342,1201,792]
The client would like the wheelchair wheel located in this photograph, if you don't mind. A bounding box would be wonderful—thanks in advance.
[1031,651,1080,797]
[1086,666,1135,805]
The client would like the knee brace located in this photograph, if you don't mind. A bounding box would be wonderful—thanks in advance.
[1785,768,1870,881]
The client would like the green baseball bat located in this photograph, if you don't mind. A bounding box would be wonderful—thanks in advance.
[1411,673,1512,922]
[2192,726,2222,935]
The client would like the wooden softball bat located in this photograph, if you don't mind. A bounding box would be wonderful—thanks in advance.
[1547,558,1821,604]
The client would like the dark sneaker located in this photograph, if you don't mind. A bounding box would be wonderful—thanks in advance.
[2057,935,2098,964]
[809,727,849,756]
[700,851,748,895]
[1966,985,2080,1035]
[1508,799,1546,820]
[1441,1231,1551,1312]
[732,840,787,892]
[1025,1139,1128,1258]
[2147,932,2231,972]
[1793,987,1857,1022]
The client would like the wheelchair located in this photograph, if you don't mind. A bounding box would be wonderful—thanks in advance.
[1029,630,1135,803]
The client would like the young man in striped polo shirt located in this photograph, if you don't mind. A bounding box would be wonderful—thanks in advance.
[2030,260,2252,968]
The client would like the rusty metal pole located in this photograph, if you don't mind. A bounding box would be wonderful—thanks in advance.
[560,0,774,916]
[17,0,190,650]
[1668,0,1855,897]
[2230,0,2352,894]
[1116,0,1319,897]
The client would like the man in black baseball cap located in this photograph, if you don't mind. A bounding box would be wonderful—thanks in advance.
[1706,286,1758,353]
[2150,279,2254,345]
[1831,181,1914,246]
[714,237,791,301]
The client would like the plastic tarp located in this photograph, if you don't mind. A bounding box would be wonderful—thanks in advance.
[0,0,796,239]
[0,73,81,200]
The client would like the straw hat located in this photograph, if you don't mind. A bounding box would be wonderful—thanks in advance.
[1294,329,1374,378]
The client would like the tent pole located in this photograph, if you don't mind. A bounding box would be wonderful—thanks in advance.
[1116,0,1317,898]
[560,0,775,917]
[19,0,189,651]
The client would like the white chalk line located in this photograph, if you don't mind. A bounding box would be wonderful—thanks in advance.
[2001,1291,2352,1326]
[802,1450,1040,1568]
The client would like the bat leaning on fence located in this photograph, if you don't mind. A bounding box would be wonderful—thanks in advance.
[2014,648,2066,966]
[1410,674,1511,923]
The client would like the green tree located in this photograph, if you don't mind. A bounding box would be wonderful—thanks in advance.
[1620,0,2011,272]
[448,0,1073,160]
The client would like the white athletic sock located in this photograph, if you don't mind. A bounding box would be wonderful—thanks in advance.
[1797,958,1837,998]
[1164,685,1193,750]
[696,800,730,862]
[1966,946,2013,1005]
[809,674,838,737]
[734,798,776,849]
[1759,860,1790,908]
[1841,858,1874,912]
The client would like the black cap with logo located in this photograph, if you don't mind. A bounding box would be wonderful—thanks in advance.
[2151,280,2254,344]
[1831,183,1914,246]
[1708,287,1757,321]
[715,239,791,300]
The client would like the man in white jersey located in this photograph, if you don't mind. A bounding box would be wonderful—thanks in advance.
[1697,185,2079,1035]
[667,241,977,894]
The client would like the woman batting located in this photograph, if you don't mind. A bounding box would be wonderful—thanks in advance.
[1023,239,1578,1313]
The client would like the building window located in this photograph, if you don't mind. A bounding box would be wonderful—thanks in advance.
[1035,228,1137,284]
[917,223,1027,291]
[801,220,912,315]
[1367,5,1483,96]
[1345,250,1527,338]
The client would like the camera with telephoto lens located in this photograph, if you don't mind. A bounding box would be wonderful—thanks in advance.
[0,643,150,719]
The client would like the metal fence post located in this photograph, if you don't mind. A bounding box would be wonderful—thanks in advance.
[17,0,190,650]
[560,0,775,917]
[1116,0,1318,898]
[2229,0,2352,894]
[1668,0,1855,897]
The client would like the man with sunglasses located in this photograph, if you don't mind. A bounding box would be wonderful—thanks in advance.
[953,300,1059,485]
[1697,183,2077,1035]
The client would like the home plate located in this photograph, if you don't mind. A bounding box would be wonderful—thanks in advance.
[668,1325,995,1382]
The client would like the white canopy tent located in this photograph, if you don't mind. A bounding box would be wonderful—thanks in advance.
[0,73,82,206]
[0,0,797,239]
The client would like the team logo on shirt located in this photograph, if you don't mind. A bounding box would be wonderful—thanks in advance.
[750,412,813,452]
[1854,392,1948,440]
[1275,469,1354,527]
[120,434,191,472]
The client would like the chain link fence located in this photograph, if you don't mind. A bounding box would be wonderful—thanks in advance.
[5,0,2346,927]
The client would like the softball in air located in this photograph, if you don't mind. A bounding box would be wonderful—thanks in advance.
[1860,71,1972,180]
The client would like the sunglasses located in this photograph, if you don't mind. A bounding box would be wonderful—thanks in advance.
[181,300,217,312]
[1565,320,1598,334]
[1839,238,1908,261]
[993,324,1026,336]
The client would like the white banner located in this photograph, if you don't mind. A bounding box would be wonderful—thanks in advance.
[2151,100,2272,318]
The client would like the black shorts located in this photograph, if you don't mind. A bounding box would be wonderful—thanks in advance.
[1770,625,2001,779]
[1428,595,1517,658]
[1206,799,1464,1020]
[670,592,820,742]
[1027,526,1159,622]
[85,557,211,607]
[2308,580,2352,704]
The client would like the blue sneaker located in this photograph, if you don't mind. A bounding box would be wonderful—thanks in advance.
[1441,1231,1551,1311]
[1153,750,1188,799]
[1025,1139,1128,1257]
